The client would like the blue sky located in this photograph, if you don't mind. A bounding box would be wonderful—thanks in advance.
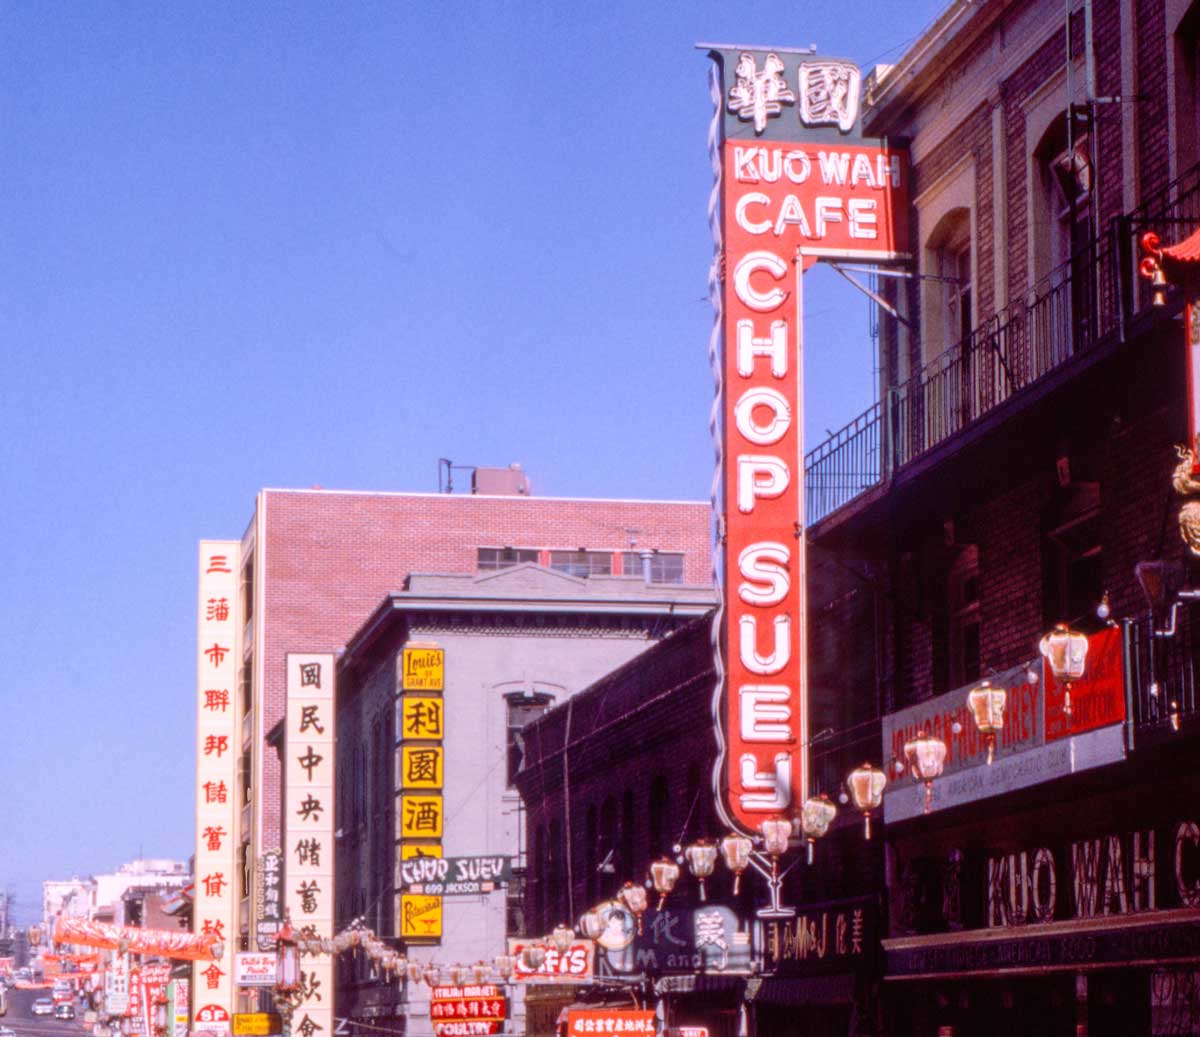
[0,1,946,923]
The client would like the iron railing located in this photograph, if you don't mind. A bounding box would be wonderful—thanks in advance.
[804,160,1200,527]
[1124,607,1200,735]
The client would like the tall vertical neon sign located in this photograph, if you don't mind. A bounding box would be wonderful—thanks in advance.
[704,45,909,834]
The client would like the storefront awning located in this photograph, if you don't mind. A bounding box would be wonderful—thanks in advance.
[751,974,854,1006]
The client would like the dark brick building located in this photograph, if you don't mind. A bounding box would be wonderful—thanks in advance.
[803,1,1200,1035]
[517,2,1200,1036]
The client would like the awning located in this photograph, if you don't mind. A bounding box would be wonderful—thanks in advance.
[654,975,746,997]
[751,974,854,1006]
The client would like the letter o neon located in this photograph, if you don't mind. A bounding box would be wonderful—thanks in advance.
[734,387,791,445]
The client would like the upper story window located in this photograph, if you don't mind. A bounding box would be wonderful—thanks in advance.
[549,550,612,578]
[478,547,539,571]
[505,690,555,785]
[915,159,974,368]
[1033,113,1092,283]
[927,208,973,356]
[948,546,981,689]
[620,551,685,584]
[1043,479,1102,626]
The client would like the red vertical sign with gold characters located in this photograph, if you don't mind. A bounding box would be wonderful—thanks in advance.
[194,541,241,1028]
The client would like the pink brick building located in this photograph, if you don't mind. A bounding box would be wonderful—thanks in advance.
[208,478,711,973]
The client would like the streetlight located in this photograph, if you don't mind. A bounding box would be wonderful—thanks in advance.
[846,763,887,839]
[649,858,680,910]
[719,833,753,895]
[684,840,717,901]
[967,679,1007,765]
[549,925,574,955]
[1040,623,1088,718]
[616,882,648,934]
[799,795,837,865]
[904,731,947,814]
[492,954,513,983]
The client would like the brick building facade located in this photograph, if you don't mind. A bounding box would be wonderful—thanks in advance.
[803,0,1200,1035]
[514,2,1200,1036]
[333,567,713,1036]
[199,477,711,1019]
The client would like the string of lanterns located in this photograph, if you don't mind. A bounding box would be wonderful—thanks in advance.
[277,623,1100,997]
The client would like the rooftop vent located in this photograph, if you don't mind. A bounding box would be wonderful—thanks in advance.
[472,463,531,497]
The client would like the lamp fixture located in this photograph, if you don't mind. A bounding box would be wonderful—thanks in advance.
[966,679,1007,765]
[904,731,948,814]
[846,762,887,839]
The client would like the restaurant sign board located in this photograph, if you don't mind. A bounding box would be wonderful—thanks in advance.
[704,45,909,833]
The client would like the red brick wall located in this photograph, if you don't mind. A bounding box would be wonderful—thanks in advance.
[1137,0,1172,201]
[1003,26,1068,304]
[255,490,711,847]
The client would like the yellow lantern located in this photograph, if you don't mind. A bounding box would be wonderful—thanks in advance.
[904,730,947,814]
[967,680,1007,764]
[649,858,680,910]
[800,795,837,864]
[684,840,718,901]
[720,833,753,894]
[550,924,574,954]
[847,762,887,839]
[617,882,648,934]
[1040,623,1088,718]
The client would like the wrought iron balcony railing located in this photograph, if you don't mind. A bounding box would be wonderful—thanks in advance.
[805,160,1200,527]
[1124,606,1200,738]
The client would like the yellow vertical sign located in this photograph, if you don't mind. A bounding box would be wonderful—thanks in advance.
[401,644,445,691]
[396,642,445,942]
[398,894,443,940]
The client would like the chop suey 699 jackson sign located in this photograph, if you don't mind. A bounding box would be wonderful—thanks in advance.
[704,46,908,831]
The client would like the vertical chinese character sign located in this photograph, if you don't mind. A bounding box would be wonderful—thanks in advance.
[395,643,444,941]
[194,541,241,1027]
[705,47,909,834]
[285,654,335,1037]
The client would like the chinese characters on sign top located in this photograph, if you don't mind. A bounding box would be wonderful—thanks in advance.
[727,53,861,136]
[285,654,336,1037]
[705,46,909,833]
[194,541,241,1020]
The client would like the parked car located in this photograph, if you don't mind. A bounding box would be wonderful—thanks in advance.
[54,1003,75,1020]
[32,997,55,1016]
[0,1024,16,1037]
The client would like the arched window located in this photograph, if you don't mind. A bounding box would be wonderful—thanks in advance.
[1032,112,1092,285]
[620,790,635,879]
[585,804,598,904]
[648,776,669,860]
[923,207,973,357]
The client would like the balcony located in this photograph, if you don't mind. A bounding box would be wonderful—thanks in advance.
[805,160,1200,528]
[1125,603,1200,744]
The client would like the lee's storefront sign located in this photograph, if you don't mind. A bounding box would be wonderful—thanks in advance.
[881,628,1126,822]
[706,46,909,831]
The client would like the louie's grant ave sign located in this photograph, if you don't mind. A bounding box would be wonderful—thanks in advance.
[704,45,908,832]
